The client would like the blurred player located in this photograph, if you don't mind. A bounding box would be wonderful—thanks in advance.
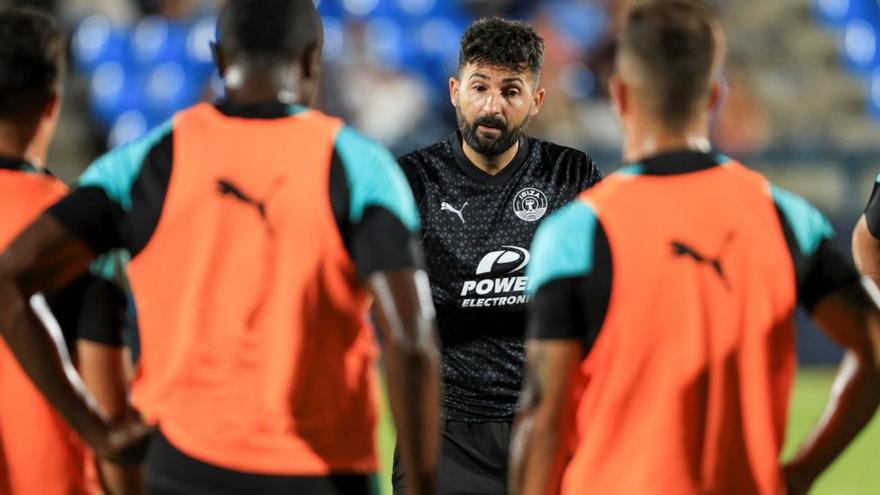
[853,171,880,295]
[395,17,602,495]
[512,1,880,494]
[0,1,440,494]
[0,7,138,495]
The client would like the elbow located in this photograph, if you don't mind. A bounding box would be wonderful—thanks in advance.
[0,274,25,338]
[386,322,440,377]
[526,419,563,458]
[390,331,439,364]
[853,218,880,280]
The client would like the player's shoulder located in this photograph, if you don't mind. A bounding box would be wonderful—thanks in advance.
[527,136,602,185]
[539,199,598,235]
[768,182,833,254]
[528,137,595,167]
[528,199,601,293]
[79,118,174,207]
[333,124,389,159]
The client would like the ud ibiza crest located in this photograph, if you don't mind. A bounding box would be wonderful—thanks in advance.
[513,188,548,222]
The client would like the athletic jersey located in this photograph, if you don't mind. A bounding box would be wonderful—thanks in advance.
[527,151,857,495]
[0,156,91,495]
[862,172,880,238]
[399,133,601,422]
[48,101,422,476]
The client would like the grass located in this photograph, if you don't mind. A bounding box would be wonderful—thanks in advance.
[375,368,880,494]
[783,368,880,494]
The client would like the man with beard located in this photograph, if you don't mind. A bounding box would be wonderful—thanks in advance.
[394,17,602,495]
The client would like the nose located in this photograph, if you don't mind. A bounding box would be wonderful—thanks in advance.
[482,91,503,115]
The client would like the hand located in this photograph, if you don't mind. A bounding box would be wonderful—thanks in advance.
[93,416,154,466]
[405,470,437,495]
[782,462,816,495]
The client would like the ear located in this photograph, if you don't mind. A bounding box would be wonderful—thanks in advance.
[211,42,227,77]
[608,73,627,118]
[708,78,726,115]
[43,89,60,120]
[530,87,546,116]
[449,77,459,107]
[303,42,322,80]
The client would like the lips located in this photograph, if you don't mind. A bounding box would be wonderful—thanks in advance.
[477,124,502,135]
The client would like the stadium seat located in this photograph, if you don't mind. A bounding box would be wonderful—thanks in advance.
[107,110,149,148]
[130,16,187,70]
[72,15,127,73]
[869,68,880,119]
[89,61,139,127]
[840,17,879,74]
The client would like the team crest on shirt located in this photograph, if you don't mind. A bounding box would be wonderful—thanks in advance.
[513,188,548,222]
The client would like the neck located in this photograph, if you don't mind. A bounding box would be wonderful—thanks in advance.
[622,116,711,163]
[0,124,44,170]
[461,138,520,176]
[223,62,311,107]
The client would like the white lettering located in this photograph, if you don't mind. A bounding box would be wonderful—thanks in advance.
[476,280,494,295]
[461,280,477,296]
[514,277,528,292]
[494,277,516,293]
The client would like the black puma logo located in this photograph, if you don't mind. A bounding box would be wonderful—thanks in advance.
[217,179,267,219]
[671,232,735,286]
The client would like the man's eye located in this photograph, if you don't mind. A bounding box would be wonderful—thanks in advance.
[506,90,520,97]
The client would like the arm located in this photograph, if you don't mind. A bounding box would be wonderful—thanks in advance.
[76,274,143,494]
[368,269,440,495]
[510,339,581,495]
[853,216,880,284]
[79,342,143,494]
[0,214,149,462]
[510,201,606,495]
[782,278,880,494]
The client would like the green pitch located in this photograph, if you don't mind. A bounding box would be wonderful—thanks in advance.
[783,368,880,494]
[376,368,880,495]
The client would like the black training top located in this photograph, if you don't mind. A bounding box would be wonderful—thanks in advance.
[399,132,602,422]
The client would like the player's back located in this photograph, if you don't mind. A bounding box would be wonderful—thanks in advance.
[94,103,394,476]
[0,162,67,241]
[558,153,814,494]
[0,159,91,495]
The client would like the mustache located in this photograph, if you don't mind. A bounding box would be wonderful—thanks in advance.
[473,115,507,130]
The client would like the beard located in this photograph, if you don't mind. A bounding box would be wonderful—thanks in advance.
[457,109,531,156]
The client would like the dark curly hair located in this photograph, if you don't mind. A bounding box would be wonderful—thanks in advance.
[458,17,545,83]
[0,7,64,123]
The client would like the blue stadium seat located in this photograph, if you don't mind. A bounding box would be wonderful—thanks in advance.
[107,110,149,148]
[185,16,218,80]
[869,68,880,119]
[545,0,608,53]
[340,0,383,18]
[130,16,188,70]
[317,0,344,17]
[322,16,346,62]
[396,0,438,17]
[142,62,201,125]
[89,61,140,126]
[840,17,880,74]
[365,16,405,68]
[72,15,128,73]
[813,0,871,27]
